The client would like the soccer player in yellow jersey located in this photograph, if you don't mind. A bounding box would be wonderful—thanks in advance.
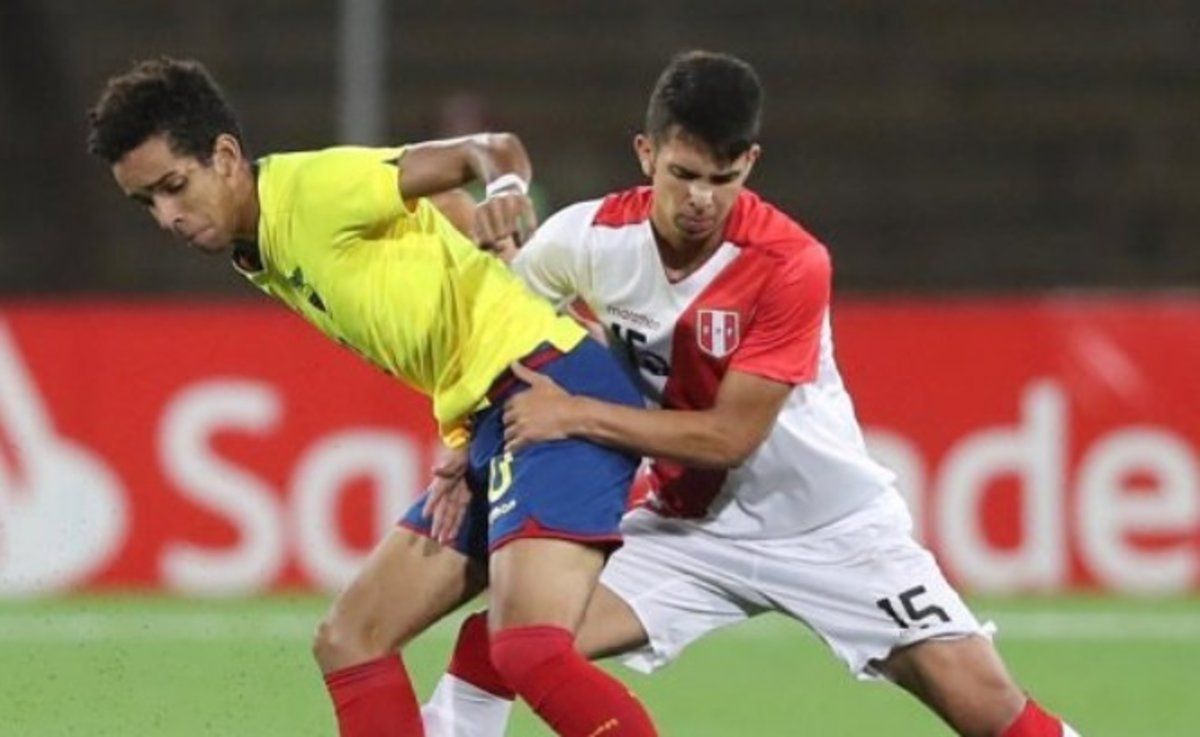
[88,57,658,737]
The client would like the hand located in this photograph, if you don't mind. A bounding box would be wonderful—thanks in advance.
[422,444,470,544]
[473,190,537,250]
[482,234,522,264]
[503,362,579,452]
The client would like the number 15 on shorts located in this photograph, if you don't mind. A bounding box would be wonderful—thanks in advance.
[876,585,951,630]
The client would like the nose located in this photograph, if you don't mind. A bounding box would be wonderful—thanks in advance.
[687,182,714,208]
[150,197,181,233]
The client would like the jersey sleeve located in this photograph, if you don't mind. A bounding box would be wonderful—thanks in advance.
[511,200,600,308]
[729,244,831,385]
[297,146,408,240]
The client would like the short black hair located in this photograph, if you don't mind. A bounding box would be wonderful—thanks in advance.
[87,57,245,164]
[645,50,763,161]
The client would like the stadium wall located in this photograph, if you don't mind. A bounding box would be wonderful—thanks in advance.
[0,298,1195,597]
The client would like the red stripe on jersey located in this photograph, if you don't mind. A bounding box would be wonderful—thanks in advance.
[650,246,777,517]
[724,191,831,385]
[593,187,654,228]
[647,190,832,517]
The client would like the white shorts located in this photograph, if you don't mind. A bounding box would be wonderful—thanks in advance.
[600,493,989,680]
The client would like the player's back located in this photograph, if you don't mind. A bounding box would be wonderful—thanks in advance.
[516,187,897,536]
[240,146,583,441]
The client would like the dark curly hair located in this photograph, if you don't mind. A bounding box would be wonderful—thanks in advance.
[646,50,763,162]
[87,57,245,164]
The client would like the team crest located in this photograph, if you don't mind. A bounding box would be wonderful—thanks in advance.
[696,309,740,358]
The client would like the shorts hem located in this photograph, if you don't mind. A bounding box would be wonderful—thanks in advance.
[397,519,429,536]
[601,572,676,674]
[489,518,623,555]
[853,621,994,682]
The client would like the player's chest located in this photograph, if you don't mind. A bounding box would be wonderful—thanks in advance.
[585,236,768,387]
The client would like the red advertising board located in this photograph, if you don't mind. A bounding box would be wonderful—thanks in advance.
[0,298,1195,595]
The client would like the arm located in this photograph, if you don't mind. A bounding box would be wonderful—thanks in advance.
[504,365,792,468]
[398,133,530,199]
[504,242,832,467]
[428,188,477,235]
[399,133,536,245]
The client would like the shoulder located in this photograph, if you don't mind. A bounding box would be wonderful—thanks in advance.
[291,146,404,183]
[725,189,830,281]
[538,197,607,236]
[592,186,654,228]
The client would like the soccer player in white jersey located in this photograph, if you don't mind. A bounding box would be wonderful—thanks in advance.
[420,51,1082,737]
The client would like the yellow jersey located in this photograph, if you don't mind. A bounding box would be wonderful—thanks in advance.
[234,146,583,445]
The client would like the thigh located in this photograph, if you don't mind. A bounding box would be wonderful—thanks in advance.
[400,484,490,562]
[596,511,763,673]
[473,338,642,553]
[574,583,650,661]
[483,437,636,551]
[751,495,985,680]
[319,526,486,670]
[488,537,606,632]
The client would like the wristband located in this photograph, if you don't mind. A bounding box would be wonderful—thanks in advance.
[485,173,529,198]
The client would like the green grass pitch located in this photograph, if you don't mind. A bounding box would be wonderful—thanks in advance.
[2,595,1197,736]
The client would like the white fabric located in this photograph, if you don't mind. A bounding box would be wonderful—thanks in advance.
[421,674,513,737]
[515,199,896,537]
[601,493,987,679]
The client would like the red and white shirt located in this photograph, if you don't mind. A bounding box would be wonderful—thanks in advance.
[515,187,896,538]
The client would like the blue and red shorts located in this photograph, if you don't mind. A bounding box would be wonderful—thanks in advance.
[400,338,642,560]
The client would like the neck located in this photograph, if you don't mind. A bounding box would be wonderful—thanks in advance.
[231,161,261,242]
[650,213,724,278]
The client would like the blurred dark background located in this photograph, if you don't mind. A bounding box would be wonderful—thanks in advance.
[2,0,1197,294]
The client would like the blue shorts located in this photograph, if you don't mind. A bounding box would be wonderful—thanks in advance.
[401,338,642,560]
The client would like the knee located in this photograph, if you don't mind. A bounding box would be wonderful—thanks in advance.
[980,679,1029,736]
[312,610,384,672]
[949,665,1027,736]
[957,660,1026,729]
[888,638,1026,737]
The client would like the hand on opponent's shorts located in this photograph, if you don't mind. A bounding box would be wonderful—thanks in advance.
[422,444,471,545]
[503,363,579,452]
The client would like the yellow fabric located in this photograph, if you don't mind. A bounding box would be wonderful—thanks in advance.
[236,146,583,445]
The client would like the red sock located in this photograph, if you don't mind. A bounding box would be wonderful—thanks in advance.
[447,611,514,699]
[1001,699,1066,737]
[323,654,424,737]
[490,625,657,737]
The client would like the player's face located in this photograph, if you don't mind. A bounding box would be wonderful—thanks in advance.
[111,133,245,254]
[636,128,760,248]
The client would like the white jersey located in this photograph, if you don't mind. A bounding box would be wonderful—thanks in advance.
[514,187,897,538]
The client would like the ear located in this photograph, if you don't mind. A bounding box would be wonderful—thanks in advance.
[633,134,654,178]
[740,143,762,180]
[211,133,244,177]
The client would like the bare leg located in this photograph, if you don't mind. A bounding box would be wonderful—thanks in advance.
[314,526,485,673]
[875,635,1027,737]
[575,583,651,659]
[488,537,605,631]
[486,538,656,736]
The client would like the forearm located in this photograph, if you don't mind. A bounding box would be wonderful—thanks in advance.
[428,188,477,235]
[399,133,531,199]
[566,396,753,469]
[462,132,531,187]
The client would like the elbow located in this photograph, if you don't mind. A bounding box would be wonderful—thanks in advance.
[486,131,522,151]
[713,442,755,469]
[697,429,762,469]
